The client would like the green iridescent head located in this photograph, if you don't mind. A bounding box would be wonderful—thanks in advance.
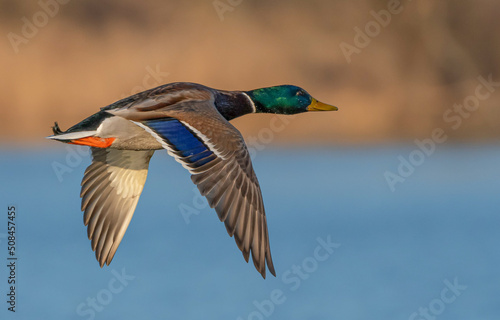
[246,85,338,115]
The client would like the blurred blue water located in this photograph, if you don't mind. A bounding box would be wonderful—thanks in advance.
[0,145,499,320]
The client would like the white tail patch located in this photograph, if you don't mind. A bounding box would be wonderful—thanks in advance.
[46,131,97,140]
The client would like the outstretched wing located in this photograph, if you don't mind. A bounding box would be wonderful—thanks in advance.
[110,99,276,278]
[80,148,154,266]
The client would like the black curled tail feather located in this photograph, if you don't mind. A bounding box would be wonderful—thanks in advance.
[52,122,63,135]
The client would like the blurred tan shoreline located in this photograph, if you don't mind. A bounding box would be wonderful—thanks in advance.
[1,0,499,145]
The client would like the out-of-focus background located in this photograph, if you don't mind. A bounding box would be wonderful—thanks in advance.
[1,0,499,144]
[1,1,499,320]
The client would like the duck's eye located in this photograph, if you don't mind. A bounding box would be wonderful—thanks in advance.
[296,90,305,97]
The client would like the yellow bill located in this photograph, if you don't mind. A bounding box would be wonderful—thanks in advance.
[307,98,338,111]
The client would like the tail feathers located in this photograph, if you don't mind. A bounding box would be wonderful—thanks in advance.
[46,122,97,141]
[52,122,63,135]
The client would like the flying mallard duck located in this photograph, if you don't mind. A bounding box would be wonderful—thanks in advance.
[47,82,337,278]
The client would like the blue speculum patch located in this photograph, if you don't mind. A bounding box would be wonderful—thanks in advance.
[145,118,215,166]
